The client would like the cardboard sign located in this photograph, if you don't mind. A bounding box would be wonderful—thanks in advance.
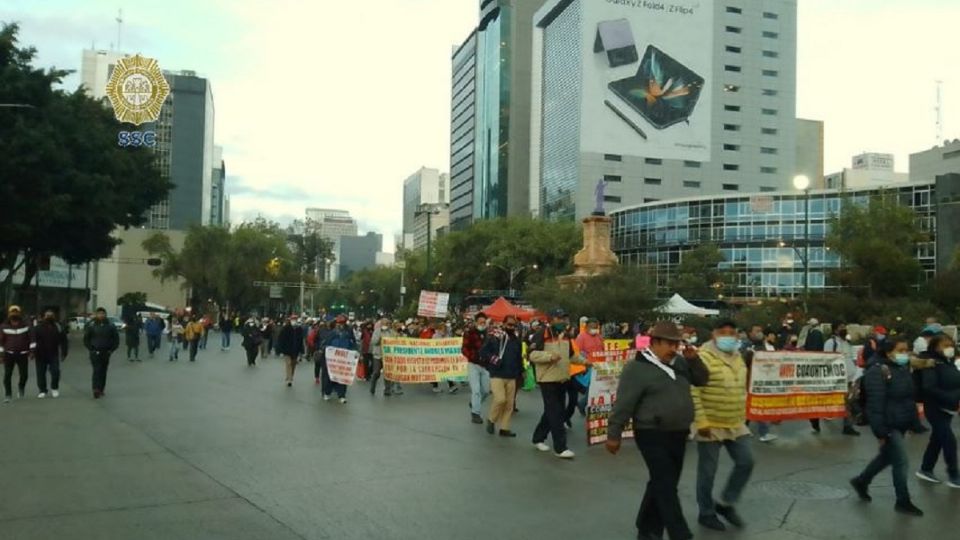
[325,347,360,386]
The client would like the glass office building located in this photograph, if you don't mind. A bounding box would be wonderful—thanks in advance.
[473,3,511,220]
[610,182,938,298]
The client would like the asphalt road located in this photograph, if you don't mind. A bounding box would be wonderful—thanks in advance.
[1,335,957,540]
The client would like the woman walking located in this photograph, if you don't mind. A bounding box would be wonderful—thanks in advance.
[241,318,262,367]
[917,334,960,487]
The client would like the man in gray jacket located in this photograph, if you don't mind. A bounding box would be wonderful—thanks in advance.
[606,322,709,540]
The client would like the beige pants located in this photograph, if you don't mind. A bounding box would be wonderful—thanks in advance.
[488,378,517,430]
[284,355,297,383]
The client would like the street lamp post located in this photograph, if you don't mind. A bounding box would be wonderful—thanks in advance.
[415,204,442,287]
[485,262,538,296]
[793,175,811,303]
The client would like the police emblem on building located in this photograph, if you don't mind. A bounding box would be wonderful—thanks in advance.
[104,54,170,125]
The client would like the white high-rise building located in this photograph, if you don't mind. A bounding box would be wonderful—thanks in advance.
[402,167,449,250]
[825,152,908,190]
[304,208,359,282]
[80,49,129,100]
[531,0,800,219]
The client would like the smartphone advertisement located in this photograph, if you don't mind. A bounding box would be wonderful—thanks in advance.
[580,0,713,161]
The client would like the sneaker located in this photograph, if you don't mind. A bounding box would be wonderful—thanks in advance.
[849,477,872,502]
[323,395,331,401]
[498,430,517,438]
[339,398,347,404]
[946,477,960,489]
[715,503,744,528]
[3,396,10,403]
[471,413,483,424]
[698,515,726,531]
[894,501,923,516]
[842,427,861,436]
[51,390,59,398]
[486,421,495,435]
[554,449,576,459]
[915,470,941,484]
[432,386,441,394]
[534,442,551,452]
[37,392,46,399]
[759,433,778,443]
[448,386,459,394]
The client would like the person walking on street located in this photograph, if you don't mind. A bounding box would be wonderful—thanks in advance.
[570,317,605,426]
[691,320,755,532]
[219,312,234,351]
[241,318,262,367]
[606,322,709,540]
[34,309,68,398]
[849,336,924,516]
[916,334,960,488]
[168,318,184,361]
[124,315,142,362]
[144,313,165,358]
[184,316,204,362]
[314,321,334,385]
[529,308,589,459]
[321,315,357,403]
[1,305,34,402]
[481,315,523,438]
[260,318,274,358]
[462,313,491,424]
[277,317,299,386]
[83,308,119,399]
[819,323,860,436]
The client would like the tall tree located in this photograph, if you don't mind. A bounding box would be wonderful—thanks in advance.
[825,194,925,298]
[526,266,658,323]
[670,243,728,299]
[0,23,170,302]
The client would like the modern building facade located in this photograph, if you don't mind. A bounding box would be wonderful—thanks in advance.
[80,51,218,230]
[411,204,451,251]
[910,139,960,184]
[449,0,549,228]
[210,146,227,226]
[610,182,943,299]
[402,167,449,250]
[304,208,359,282]
[449,31,478,231]
[531,0,800,221]
[339,232,383,279]
[825,152,908,190]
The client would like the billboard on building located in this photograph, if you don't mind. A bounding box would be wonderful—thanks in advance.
[580,0,713,161]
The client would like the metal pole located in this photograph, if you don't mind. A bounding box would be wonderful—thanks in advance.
[299,264,305,315]
[426,211,432,287]
[804,189,810,299]
[400,267,405,307]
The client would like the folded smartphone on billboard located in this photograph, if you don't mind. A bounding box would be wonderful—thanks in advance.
[608,45,705,130]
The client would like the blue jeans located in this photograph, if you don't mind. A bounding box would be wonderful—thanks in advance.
[756,422,770,437]
[467,363,491,415]
[857,429,910,504]
[697,435,755,516]
[221,331,231,349]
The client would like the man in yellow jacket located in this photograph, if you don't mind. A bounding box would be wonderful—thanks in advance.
[691,319,755,532]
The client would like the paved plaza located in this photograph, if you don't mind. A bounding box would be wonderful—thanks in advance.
[2,336,957,540]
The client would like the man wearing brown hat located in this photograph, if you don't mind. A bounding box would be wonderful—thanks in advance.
[607,321,709,540]
[0,305,35,402]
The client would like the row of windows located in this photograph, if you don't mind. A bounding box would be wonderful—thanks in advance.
[723,86,779,96]
[726,6,779,19]
[723,124,780,135]
[723,104,778,113]
[724,65,779,78]
[726,26,780,39]
[725,46,779,58]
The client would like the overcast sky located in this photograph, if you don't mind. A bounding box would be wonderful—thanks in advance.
[3,0,959,252]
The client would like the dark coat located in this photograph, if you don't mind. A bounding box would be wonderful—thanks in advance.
[480,329,523,379]
[276,324,299,357]
[803,329,824,351]
[84,319,120,353]
[34,320,68,359]
[921,351,960,413]
[241,323,262,349]
[863,358,918,438]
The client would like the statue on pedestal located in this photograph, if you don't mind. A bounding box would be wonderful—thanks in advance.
[593,179,607,216]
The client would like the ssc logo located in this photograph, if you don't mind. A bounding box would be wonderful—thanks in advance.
[104,54,170,126]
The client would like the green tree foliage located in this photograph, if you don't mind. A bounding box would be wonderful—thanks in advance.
[825,194,925,298]
[525,266,658,323]
[669,243,729,299]
[431,218,580,293]
[286,219,335,275]
[143,218,297,311]
[0,23,170,301]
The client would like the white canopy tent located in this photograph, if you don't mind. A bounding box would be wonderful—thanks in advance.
[656,293,720,317]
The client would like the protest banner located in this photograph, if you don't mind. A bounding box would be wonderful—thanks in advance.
[586,348,634,445]
[604,339,632,351]
[417,291,450,318]
[325,347,360,386]
[382,337,467,383]
[747,351,848,422]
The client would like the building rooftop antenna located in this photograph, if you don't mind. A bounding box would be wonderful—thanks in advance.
[116,8,124,52]
[935,80,943,145]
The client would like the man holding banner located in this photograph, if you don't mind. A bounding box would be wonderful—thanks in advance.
[320,316,357,404]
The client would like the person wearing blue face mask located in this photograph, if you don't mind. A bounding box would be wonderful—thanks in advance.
[850,336,924,516]
[690,320,754,532]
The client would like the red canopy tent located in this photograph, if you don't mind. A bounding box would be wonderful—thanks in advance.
[482,297,544,322]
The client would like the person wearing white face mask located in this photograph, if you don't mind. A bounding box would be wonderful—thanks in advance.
[571,318,604,427]
[916,334,960,488]
[691,320,754,532]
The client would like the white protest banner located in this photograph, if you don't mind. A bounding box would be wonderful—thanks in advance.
[586,349,634,445]
[747,351,848,422]
[325,346,360,386]
[417,290,450,318]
